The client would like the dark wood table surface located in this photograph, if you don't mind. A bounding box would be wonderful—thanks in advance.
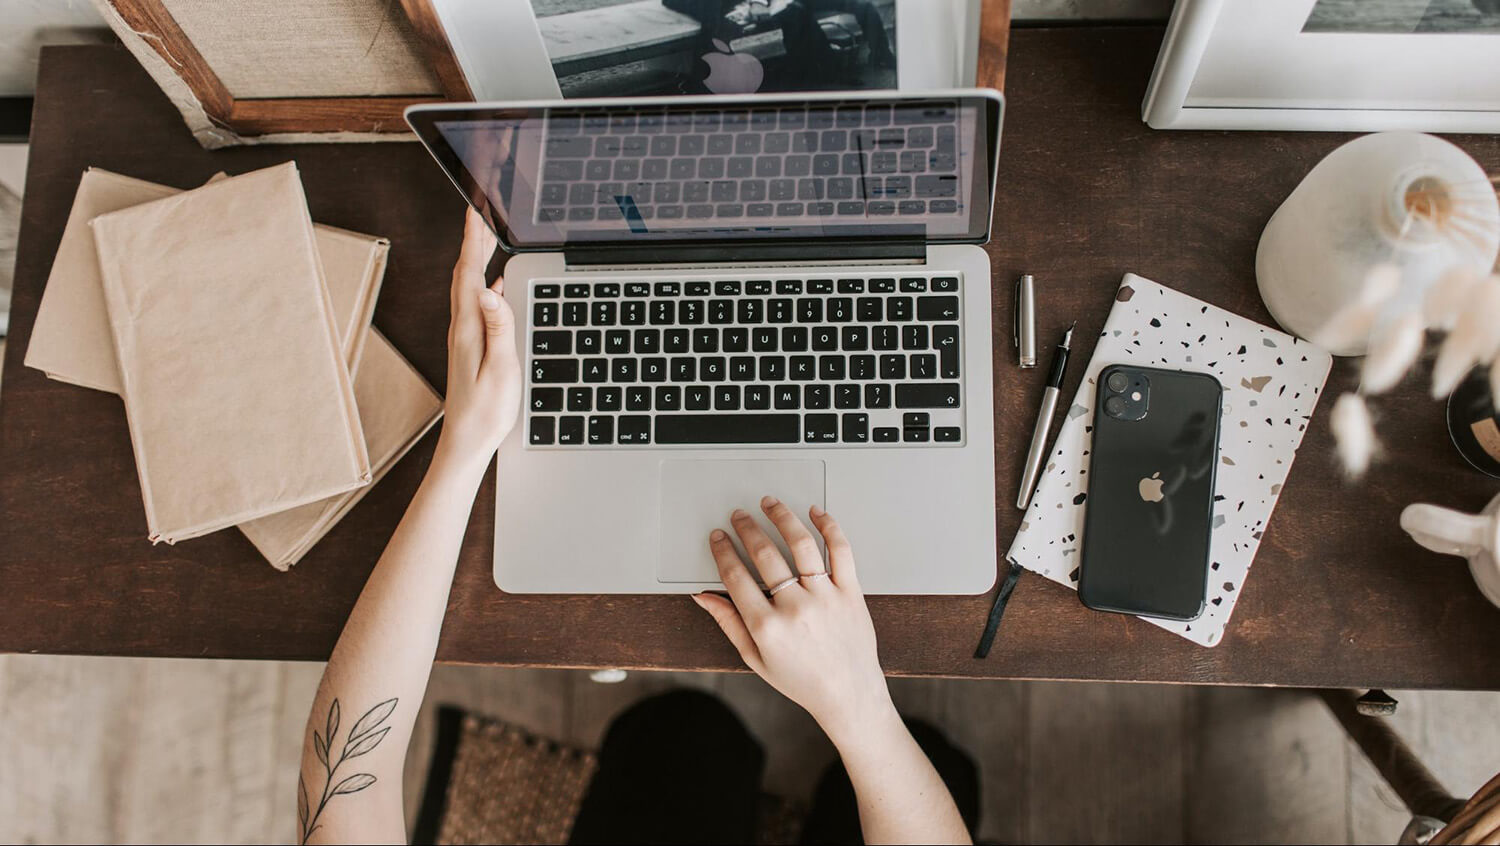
[3,29,1498,688]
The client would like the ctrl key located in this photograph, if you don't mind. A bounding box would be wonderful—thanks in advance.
[558,416,585,444]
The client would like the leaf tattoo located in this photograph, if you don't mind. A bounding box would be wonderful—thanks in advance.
[298,697,397,845]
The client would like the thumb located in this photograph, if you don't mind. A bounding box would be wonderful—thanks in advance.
[478,285,514,351]
[692,593,765,674]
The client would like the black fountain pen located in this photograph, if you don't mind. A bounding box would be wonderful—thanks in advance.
[1015,323,1075,510]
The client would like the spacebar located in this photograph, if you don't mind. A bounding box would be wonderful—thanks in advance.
[655,414,800,444]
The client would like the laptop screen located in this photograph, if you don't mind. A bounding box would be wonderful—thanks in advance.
[407,91,1002,253]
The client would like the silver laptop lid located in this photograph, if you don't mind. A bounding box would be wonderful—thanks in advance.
[406,90,1003,256]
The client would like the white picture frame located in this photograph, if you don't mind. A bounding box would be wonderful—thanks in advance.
[1143,0,1500,132]
[424,0,979,102]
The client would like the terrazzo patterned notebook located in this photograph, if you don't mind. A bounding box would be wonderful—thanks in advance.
[1007,273,1332,647]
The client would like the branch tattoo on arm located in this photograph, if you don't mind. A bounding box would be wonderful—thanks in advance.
[298,697,399,845]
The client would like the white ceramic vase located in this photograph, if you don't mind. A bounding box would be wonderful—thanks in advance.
[1400,494,1500,609]
[1256,132,1500,356]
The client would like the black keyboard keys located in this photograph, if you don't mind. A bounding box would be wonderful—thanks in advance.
[656,414,799,444]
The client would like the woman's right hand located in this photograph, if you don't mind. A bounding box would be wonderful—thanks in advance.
[691,497,898,744]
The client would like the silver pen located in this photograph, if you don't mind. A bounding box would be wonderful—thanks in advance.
[1016,323,1075,510]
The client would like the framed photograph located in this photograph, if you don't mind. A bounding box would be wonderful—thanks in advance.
[422,0,981,101]
[1142,0,1500,132]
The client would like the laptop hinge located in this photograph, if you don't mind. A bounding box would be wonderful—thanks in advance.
[562,240,926,270]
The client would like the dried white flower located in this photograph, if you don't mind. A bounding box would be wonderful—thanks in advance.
[1422,265,1481,330]
[1431,277,1500,399]
[1331,393,1377,477]
[1361,312,1425,394]
[1312,263,1402,353]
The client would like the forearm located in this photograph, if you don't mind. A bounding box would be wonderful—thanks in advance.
[825,701,972,846]
[296,442,489,844]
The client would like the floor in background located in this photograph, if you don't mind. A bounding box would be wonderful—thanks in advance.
[1,655,1497,845]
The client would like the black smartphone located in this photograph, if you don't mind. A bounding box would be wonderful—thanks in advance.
[1078,365,1223,621]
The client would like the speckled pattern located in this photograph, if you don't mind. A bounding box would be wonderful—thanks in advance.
[1008,273,1333,647]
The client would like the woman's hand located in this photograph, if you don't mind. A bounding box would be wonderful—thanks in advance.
[692,497,896,744]
[436,209,522,467]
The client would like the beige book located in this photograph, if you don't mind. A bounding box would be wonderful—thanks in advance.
[239,329,443,570]
[91,162,371,543]
[25,168,388,391]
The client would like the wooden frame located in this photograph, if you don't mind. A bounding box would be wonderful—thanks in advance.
[105,0,472,137]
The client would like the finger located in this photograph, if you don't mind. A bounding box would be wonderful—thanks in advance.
[479,279,519,372]
[691,593,766,674]
[761,496,825,576]
[710,528,771,623]
[809,505,858,589]
[729,508,796,590]
[451,209,496,317]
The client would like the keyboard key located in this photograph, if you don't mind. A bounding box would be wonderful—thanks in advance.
[532,331,571,355]
[686,281,712,296]
[931,276,959,293]
[851,354,875,380]
[879,355,906,380]
[535,283,561,298]
[900,277,927,292]
[530,388,564,413]
[808,279,834,294]
[857,297,882,321]
[671,357,696,382]
[805,384,831,409]
[904,325,929,350]
[776,279,803,295]
[783,327,809,351]
[904,412,931,428]
[715,385,741,410]
[803,413,838,443]
[594,283,620,298]
[621,386,648,411]
[752,327,778,351]
[700,357,726,381]
[625,282,650,297]
[935,427,962,443]
[790,356,816,380]
[837,278,865,294]
[656,386,682,410]
[797,299,823,323]
[654,282,680,296]
[827,298,853,322]
[745,385,771,409]
[759,356,786,381]
[709,300,734,324]
[903,426,931,443]
[532,359,579,383]
[874,426,899,442]
[621,300,646,325]
[564,283,590,298]
[865,383,892,408]
[835,384,861,409]
[558,415,585,444]
[664,328,690,353]
[896,383,961,408]
[587,415,614,444]
[737,299,764,324]
[577,330,602,355]
[887,297,913,321]
[693,328,719,353]
[935,327,960,378]
[723,328,749,352]
[567,387,592,412]
[618,415,651,444]
[819,355,846,380]
[918,296,960,321]
[591,301,617,325]
[774,385,800,409]
[606,330,630,355]
[641,357,667,382]
[768,299,793,323]
[596,387,622,411]
[657,413,800,444]
[533,302,559,326]
[634,329,660,354]
[730,356,755,381]
[686,385,711,410]
[870,278,896,293]
[715,280,741,295]
[812,327,838,351]
[912,354,937,379]
[680,300,704,324]
[842,413,869,442]
[873,325,899,350]
[746,280,772,295]
[582,358,608,383]
[842,326,869,350]
[563,302,588,326]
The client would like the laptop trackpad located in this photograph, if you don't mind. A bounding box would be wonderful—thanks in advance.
[657,459,826,584]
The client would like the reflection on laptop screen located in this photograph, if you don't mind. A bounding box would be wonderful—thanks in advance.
[433,95,995,250]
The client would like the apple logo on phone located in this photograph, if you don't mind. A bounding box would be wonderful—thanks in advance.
[702,39,764,94]
[1138,472,1165,503]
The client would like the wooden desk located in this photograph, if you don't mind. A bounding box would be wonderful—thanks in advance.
[2,29,1498,688]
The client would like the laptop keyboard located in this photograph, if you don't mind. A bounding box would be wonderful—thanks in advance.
[526,275,964,448]
[536,102,964,227]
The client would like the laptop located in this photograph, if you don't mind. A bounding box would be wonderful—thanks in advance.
[406,90,1003,594]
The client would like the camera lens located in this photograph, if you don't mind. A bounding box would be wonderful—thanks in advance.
[1106,371,1129,392]
[1104,396,1127,417]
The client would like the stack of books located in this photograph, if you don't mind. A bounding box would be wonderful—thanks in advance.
[25,162,443,570]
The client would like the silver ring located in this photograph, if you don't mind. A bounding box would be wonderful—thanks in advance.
[768,577,798,596]
[799,572,830,582]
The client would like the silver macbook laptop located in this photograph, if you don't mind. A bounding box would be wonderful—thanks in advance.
[406,90,1003,594]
